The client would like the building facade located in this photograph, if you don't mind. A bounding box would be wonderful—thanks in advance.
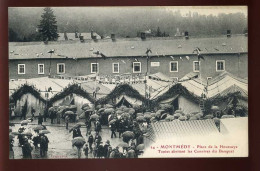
[9,35,248,80]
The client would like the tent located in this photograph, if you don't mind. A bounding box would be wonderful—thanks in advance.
[97,84,146,106]
[10,84,46,117]
[153,84,202,114]
[49,84,95,114]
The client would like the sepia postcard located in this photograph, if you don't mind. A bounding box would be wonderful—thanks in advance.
[8,6,248,159]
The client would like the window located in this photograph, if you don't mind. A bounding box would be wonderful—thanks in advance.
[216,60,225,71]
[193,61,200,72]
[170,61,178,72]
[18,64,25,74]
[57,63,65,74]
[91,63,99,73]
[133,62,141,73]
[38,64,44,74]
[113,63,119,73]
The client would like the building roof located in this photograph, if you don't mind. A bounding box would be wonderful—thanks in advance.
[9,35,247,60]
[149,119,220,140]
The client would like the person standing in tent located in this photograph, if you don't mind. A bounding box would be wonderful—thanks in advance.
[38,113,43,125]
[31,107,36,119]
[20,104,27,120]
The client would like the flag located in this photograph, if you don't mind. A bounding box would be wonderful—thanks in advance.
[121,60,126,64]
[134,58,138,62]
[214,48,219,51]
[198,54,205,61]
[180,57,183,61]
[170,56,174,60]
[185,56,190,60]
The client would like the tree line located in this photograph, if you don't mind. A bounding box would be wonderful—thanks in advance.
[8,7,247,42]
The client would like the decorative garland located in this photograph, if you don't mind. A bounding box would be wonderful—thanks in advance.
[154,83,201,104]
[204,91,248,114]
[97,84,146,105]
[49,84,95,105]
[11,84,46,104]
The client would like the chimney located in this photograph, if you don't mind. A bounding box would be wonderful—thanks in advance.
[227,30,231,38]
[184,31,189,39]
[141,32,146,40]
[111,34,116,41]
[64,32,68,41]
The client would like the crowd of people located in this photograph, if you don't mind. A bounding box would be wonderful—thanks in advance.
[10,104,148,159]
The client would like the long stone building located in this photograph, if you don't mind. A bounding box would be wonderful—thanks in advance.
[9,34,248,81]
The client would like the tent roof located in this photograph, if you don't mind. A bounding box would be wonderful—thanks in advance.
[9,35,247,60]
[97,84,146,104]
[154,83,201,104]
[150,119,220,140]
[9,77,74,99]
[207,71,248,98]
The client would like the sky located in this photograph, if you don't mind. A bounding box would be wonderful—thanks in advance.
[165,6,247,16]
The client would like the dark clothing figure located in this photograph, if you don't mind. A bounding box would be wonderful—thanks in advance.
[20,105,27,120]
[103,143,110,158]
[97,144,104,158]
[65,116,69,130]
[22,141,32,159]
[88,135,94,152]
[32,135,40,148]
[110,123,117,138]
[136,135,144,146]
[73,128,82,139]
[38,114,43,125]
[95,121,102,134]
[118,121,125,138]
[18,135,25,146]
[95,134,102,147]
[9,139,14,159]
[83,145,89,158]
[31,107,35,119]
[40,135,49,157]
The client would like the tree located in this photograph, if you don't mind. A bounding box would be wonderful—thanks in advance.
[8,28,21,42]
[38,7,59,41]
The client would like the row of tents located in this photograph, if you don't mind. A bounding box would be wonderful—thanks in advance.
[9,71,248,117]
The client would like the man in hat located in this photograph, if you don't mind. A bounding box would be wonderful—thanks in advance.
[22,137,33,159]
